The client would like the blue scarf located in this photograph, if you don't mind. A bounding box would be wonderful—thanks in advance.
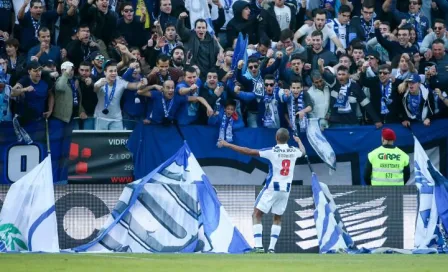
[360,15,375,41]
[381,80,392,115]
[162,42,179,56]
[334,80,352,113]
[245,71,264,98]
[218,113,233,143]
[408,12,423,43]
[289,92,306,134]
[70,79,79,107]
[408,92,422,119]
[263,94,276,128]
[0,91,8,122]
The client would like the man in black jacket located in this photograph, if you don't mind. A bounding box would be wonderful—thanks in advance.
[258,0,297,42]
[66,24,100,70]
[360,64,403,124]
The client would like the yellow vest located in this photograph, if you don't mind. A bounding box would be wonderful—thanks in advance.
[368,146,409,186]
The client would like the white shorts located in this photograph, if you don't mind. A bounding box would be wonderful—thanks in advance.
[254,188,290,215]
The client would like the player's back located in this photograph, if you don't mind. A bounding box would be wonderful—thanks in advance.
[259,144,303,192]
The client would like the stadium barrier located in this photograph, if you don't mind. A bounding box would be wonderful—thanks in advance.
[1,120,447,185]
[0,185,418,253]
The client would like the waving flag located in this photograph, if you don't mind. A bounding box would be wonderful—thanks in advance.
[231,33,249,74]
[185,0,215,35]
[0,155,59,252]
[427,157,448,249]
[413,136,441,249]
[74,142,250,253]
[307,118,337,170]
[311,173,353,253]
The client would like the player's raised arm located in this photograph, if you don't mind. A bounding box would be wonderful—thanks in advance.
[217,140,260,157]
[293,136,306,156]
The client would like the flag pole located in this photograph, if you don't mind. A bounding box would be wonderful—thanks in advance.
[45,118,51,154]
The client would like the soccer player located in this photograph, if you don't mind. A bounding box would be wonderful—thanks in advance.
[218,128,306,253]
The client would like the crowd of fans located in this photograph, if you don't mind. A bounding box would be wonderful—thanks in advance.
[0,0,447,140]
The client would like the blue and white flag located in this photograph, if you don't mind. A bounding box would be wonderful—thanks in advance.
[311,173,353,253]
[307,118,337,170]
[413,136,440,249]
[0,155,59,252]
[73,143,250,253]
[231,33,249,75]
[185,0,215,36]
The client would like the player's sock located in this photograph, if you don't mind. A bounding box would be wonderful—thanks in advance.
[253,224,263,248]
[268,225,281,251]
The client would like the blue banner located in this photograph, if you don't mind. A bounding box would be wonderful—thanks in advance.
[1,119,447,185]
[128,120,448,185]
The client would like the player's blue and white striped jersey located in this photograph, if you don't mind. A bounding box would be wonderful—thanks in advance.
[259,144,303,192]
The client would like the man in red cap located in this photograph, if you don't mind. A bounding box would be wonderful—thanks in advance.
[364,128,410,186]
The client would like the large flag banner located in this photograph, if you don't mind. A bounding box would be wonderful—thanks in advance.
[0,155,59,252]
[413,136,440,249]
[311,173,353,253]
[73,143,250,253]
[185,0,215,35]
[427,153,448,249]
[306,118,337,170]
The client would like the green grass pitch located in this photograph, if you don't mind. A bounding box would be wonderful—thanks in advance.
[1,253,447,272]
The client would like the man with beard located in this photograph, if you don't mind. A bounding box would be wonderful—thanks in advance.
[177,13,222,81]
[80,0,118,46]
[89,51,105,82]
[137,79,213,125]
[170,45,185,70]
[235,74,284,129]
[280,54,306,88]
[307,70,330,129]
[147,54,183,91]
[117,2,148,48]
[374,21,419,63]
[236,55,282,128]
[360,64,401,124]
[66,24,100,70]
[226,0,258,45]
[17,0,63,51]
[199,69,228,125]
[324,65,382,128]
[74,61,97,130]
[421,19,448,57]
[305,30,338,71]
[294,9,344,51]
[280,79,313,133]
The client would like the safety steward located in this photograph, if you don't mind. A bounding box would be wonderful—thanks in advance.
[365,128,410,185]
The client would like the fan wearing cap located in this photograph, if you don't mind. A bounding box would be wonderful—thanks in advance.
[52,61,86,124]
[11,60,54,122]
[93,60,148,130]
[397,73,434,127]
[89,51,105,82]
[364,128,410,186]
